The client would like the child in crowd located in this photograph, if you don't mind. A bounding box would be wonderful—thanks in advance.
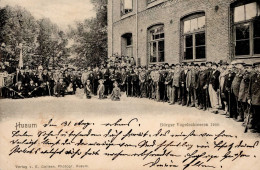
[111,81,121,101]
[85,79,92,99]
[97,79,105,99]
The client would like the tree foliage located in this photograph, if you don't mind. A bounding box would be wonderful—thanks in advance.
[68,0,108,68]
[0,5,69,68]
[0,0,108,69]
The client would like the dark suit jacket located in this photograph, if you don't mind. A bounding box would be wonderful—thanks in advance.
[180,70,188,86]
[249,73,260,106]
[198,70,209,88]
[13,72,24,84]
[209,70,220,91]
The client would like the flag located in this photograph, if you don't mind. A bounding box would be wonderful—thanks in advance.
[18,46,23,69]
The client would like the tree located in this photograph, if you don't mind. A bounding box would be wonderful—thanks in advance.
[0,5,70,68]
[0,6,38,65]
[68,0,107,68]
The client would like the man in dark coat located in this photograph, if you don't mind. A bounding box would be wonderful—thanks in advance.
[102,66,110,96]
[146,66,153,99]
[231,60,245,120]
[139,66,147,98]
[198,63,209,111]
[238,64,252,122]
[172,64,181,104]
[93,66,102,95]
[120,67,127,92]
[54,78,66,97]
[159,66,167,102]
[63,70,71,87]
[108,67,115,95]
[132,67,140,97]
[41,69,51,96]
[186,62,198,107]
[208,62,220,113]
[180,63,188,106]
[223,65,236,118]
[125,67,132,97]
[13,68,23,85]
[247,62,260,133]
[165,64,174,104]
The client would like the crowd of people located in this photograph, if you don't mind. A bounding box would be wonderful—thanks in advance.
[0,58,260,133]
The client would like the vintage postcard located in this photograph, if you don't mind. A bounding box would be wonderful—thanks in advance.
[0,0,260,170]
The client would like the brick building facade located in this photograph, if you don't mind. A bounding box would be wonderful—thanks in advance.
[108,0,260,66]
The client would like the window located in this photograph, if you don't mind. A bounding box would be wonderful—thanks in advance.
[121,0,133,16]
[122,33,133,58]
[233,1,260,57]
[182,13,206,61]
[148,25,165,63]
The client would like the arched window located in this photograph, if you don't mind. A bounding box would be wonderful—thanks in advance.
[121,33,133,58]
[232,1,260,57]
[148,25,165,63]
[181,12,206,61]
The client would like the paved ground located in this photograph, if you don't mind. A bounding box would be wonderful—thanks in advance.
[1,91,260,170]
[0,92,259,138]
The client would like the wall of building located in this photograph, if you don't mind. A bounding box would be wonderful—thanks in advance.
[108,0,259,66]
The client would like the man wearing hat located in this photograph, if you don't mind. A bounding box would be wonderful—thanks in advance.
[146,65,153,99]
[120,67,127,92]
[180,62,188,106]
[198,63,210,111]
[172,63,182,104]
[132,67,140,97]
[159,65,167,102]
[165,64,174,104]
[151,64,160,101]
[54,77,66,97]
[93,66,102,95]
[208,62,220,113]
[223,64,236,118]
[186,62,198,107]
[13,68,23,86]
[36,68,45,96]
[238,64,253,123]
[108,66,116,95]
[125,66,133,97]
[247,62,260,133]
[130,57,136,66]
[139,66,147,98]
[23,66,32,97]
[218,61,229,113]
[43,69,51,96]
[231,60,245,121]
[102,66,110,96]
[115,67,122,87]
